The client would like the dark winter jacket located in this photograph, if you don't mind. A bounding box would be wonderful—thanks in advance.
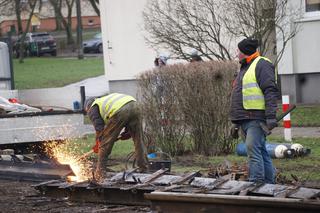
[230,55,279,123]
[87,104,105,132]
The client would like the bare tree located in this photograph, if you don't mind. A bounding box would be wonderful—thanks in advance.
[222,0,301,66]
[88,0,99,16]
[143,0,233,61]
[49,0,75,45]
[13,0,38,63]
[143,0,301,65]
[0,0,14,15]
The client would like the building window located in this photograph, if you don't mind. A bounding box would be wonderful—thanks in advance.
[306,0,320,12]
[88,19,94,26]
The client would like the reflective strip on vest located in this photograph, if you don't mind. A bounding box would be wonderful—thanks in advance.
[92,93,136,123]
[242,56,272,110]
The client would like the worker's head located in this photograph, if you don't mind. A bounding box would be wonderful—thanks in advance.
[189,49,203,63]
[237,38,259,61]
[154,53,168,67]
[84,97,96,112]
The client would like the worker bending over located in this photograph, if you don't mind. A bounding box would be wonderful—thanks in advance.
[84,93,148,180]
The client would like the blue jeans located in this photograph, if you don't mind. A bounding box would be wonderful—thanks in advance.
[241,120,275,184]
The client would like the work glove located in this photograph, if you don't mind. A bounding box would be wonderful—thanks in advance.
[230,124,240,139]
[119,129,131,140]
[266,118,278,130]
[92,138,101,153]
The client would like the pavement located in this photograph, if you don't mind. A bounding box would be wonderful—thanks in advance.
[64,75,109,97]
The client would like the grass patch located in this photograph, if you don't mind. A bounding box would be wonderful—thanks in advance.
[13,57,104,89]
[277,104,320,127]
[290,105,320,127]
[270,137,320,181]
[66,134,320,181]
[62,134,134,159]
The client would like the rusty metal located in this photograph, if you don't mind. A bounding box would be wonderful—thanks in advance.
[35,180,153,206]
[0,155,74,182]
[33,170,320,213]
[145,192,320,213]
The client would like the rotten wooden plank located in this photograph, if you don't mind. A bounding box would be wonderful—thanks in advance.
[194,177,229,193]
[110,172,180,185]
[253,184,320,199]
[157,171,200,192]
[121,169,169,191]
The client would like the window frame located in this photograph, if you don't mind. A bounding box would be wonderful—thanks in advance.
[305,0,320,17]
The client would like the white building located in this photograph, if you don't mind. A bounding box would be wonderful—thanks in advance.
[100,0,156,97]
[100,0,320,104]
[277,0,320,104]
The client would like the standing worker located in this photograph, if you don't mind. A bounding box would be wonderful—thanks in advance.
[84,93,149,180]
[230,38,279,184]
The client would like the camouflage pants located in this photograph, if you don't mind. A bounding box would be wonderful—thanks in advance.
[96,101,148,175]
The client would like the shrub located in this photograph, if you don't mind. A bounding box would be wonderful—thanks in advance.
[138,60,238,156]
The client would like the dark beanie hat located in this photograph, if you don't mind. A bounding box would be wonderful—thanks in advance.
[238,38,259,55]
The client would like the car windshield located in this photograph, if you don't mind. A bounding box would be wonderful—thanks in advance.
[32,34,51,41]
[93,33,102,39]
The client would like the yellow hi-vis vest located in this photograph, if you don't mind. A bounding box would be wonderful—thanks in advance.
[92,93,136,123]
[242,56,272,110]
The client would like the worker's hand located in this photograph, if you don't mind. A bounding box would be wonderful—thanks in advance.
[119,130,131,140]
[266,118,278,130]
[92,139,100,153]
[230,124,239,139]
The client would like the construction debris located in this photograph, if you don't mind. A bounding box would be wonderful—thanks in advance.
[0,96,41,114]
[0,154,74,182]
[34,169,320,212]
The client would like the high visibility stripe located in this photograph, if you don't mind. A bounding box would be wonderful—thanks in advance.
[243,82,259,90]
[105,94,126,116]
[101,93,118,116]
[243,95,265,101]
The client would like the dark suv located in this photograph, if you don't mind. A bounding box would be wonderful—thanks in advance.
[13,32,57,57]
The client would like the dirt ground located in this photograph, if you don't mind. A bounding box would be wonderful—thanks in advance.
[0,180,150,213]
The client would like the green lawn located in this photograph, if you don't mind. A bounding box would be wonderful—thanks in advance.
[63,135,320,182]
[289,105,320,127]
[13,57,104,89]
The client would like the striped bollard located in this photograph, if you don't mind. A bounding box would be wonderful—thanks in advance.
[282,95,292,141]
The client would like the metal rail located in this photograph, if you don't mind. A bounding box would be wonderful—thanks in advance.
[0,155,74,182]
[145,192,320,213]
[34,170,320,211]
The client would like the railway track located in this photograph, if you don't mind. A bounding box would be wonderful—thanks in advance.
[34,169,320,213]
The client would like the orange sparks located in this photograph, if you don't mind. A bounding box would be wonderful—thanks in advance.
[34,123,93,182]
[44,141,92,182]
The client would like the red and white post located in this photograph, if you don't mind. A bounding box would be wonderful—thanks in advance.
[282,95,292,141]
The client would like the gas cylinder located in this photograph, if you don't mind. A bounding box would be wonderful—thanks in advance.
[236,142,295,159]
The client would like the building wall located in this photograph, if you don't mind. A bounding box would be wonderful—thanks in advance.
[277,0,320,103]
[0,16,100,35]
[0,0,100,35]
[109,79,139,98]
[100,0,157,83]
